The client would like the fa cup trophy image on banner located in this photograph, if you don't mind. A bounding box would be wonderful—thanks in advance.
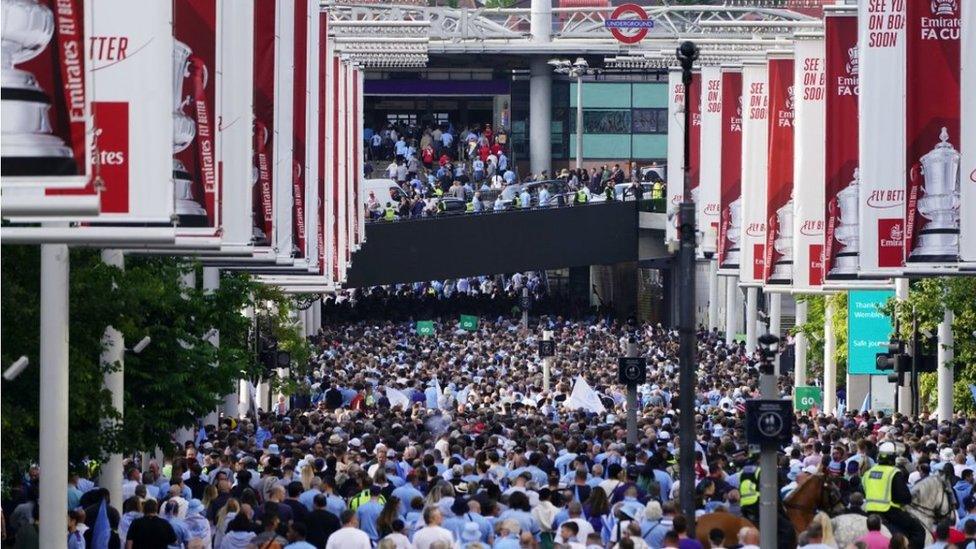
[721,198,742,269]
[828,168,860,278]
[768,198,794,283]
[172,40,209,226]
[906,128,960,263]
[1,0,77,176]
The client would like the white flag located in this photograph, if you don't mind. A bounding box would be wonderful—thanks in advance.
[386,387,411,409]
[564,376,606,414]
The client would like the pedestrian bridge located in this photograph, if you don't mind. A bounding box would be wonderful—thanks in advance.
[345,200,668,286]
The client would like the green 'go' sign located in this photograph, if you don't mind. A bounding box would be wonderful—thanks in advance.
[794,386,823,412]
[416,321,435,336]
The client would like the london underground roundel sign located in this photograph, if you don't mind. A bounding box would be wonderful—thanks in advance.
[605,4,654,44]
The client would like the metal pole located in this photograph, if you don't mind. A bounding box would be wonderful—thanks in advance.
[522,286,529,329]
[707,259,719,331]
[39,242,69,548]
[543,330,553,392]
[745,287,758,353]
[769,292,782,373]
[759,353,778,549]
[626,337,639,445]
[937,307,954,422]
[575,72,583,170]
[203,267,237,419]
[911,313,920,417]
[824,299,837,415]
[895,278,911,414]
[312,298,322,336]
[725,275,738,345]
[99,249,125,506]
[677,42,699,536]
[794,299,808,388]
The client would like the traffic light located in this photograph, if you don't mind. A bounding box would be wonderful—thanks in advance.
[876,338,909,384]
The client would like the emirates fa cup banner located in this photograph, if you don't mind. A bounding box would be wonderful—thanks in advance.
[302,1,320,272]
[317,11,331,280]
[824,8,860,281]
[85,0,174,222]
[902,0,961,269]
[355,68,365,249]
[666,69,685,245]
[791,37,826,291]
[763,54,795,287]
[218,0,254,254]
[173,0,219,230]
[688,71,702,216]
[962,0,976,264]
[2,0,92,188]
[717,66,743,275]
[698,66,722,254]
[253,0,276,247]
[858,0,906,275]
[292,0,310,260]
[738,60,769,286]
[272,0,295,265]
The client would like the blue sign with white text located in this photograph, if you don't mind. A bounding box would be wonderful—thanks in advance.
[847,290,895,375]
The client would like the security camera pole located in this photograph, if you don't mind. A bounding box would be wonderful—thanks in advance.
[757,333,780,549]
[675,40,699,536]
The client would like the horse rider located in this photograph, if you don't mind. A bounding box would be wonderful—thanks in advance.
[863,441,926,549]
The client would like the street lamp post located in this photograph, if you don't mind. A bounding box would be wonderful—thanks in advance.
[549,58,600,171]
[675,40,699,538]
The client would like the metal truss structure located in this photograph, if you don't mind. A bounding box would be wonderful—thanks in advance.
[324,1,821,60]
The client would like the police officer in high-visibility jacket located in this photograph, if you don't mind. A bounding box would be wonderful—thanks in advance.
[739,465,760,524]
[383,203,396,221]
[862,441,924,548]
[575,187,588,205]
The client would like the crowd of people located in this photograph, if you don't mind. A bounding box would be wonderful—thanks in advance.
[320,273,600,323]
[4,296,976,548]
[363,121,664,222]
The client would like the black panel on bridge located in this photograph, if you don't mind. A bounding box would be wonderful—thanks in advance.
[345,201,639,287]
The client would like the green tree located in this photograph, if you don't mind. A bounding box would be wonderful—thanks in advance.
[1,248,310,486]
[884,277,976,413]
[792,292,848,387]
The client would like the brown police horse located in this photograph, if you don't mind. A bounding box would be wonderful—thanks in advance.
[783,474,845,534]
[695,512,756,547]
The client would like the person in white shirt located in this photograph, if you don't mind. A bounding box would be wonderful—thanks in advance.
[411,507,455,549]
[326,510,372,549]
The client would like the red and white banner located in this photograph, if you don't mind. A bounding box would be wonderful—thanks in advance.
[2,0,92,188]
[738,60,769,286]
[903,0,961,269]
[84,0,173,222]
[355,67,365,250]
[698,66,722,254]
[318,11,332,280]
[303,1,320,273]
[858,0,906,275]
[665,68,685,245]
[253,0,276,246]
[218,0,255,253]
[332,55,349,283]
[763,53,794,286]
[963,0,976,264]
[717,66,743,275]
[292,0,309,260]
[272,0,295,264]
[824,8,860,281]
[173,0,219,230]
[792,37,826,292]
[688,71,702,214]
